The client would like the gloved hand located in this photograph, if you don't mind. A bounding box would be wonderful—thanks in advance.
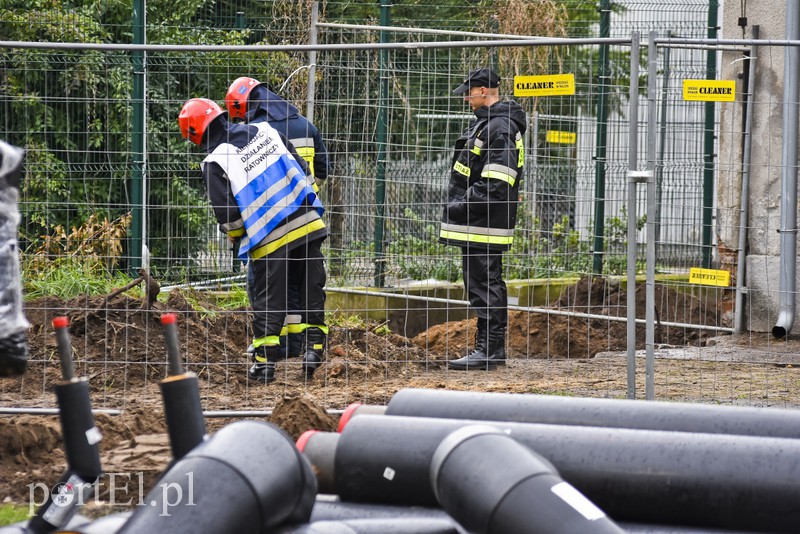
[446,200,467,222]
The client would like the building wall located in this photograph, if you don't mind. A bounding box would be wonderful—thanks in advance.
[719,1,793,332]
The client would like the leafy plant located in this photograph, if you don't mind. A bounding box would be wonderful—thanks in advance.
[22,213,137,299]
[602,206,646,275]
[386,208,461,282]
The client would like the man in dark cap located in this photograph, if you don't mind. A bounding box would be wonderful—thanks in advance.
[440,67,528,370]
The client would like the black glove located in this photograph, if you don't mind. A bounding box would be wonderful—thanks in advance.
[447,200,467,222]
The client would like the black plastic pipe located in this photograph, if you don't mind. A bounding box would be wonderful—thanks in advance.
[301,500,739,534]
[338,388,800,439]
[158,313,206,460]
[308,499,454,523]
[66,512,131,534]
[431,425,624,534]
[303,415,800,532]
[26,317,103,534]
[118,420,316,533]
[277,518,459,533]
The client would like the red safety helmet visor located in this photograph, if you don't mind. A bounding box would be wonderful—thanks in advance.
[178,98,224,145]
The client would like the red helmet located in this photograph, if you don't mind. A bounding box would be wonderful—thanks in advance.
[225,76,261,120]
[178,98,224,145]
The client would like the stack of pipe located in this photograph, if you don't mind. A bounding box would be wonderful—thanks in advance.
[14,354,800,532]
[118,420,317,534]
[296,388,800,533]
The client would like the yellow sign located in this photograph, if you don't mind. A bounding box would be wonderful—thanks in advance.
[514,74,575,97]
[682,80,736,102]
[546,130,577,144]
[689,267,731,287]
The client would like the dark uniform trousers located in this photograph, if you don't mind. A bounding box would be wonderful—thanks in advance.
[250,237,327,342]
[462,246,507,331]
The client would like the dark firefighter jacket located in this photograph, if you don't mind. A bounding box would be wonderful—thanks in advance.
[439,100,527,252]
[245,85,329,187]
[201,116,327,260]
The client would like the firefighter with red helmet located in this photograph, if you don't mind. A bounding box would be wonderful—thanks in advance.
[226,77,328,189]
[225,77,330,376]
[178,98,327,383]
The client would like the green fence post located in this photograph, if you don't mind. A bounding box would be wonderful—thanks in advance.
[702,0,719,268]
[591,0,611,274]
[130,0,145,274]
[373,0,391,287]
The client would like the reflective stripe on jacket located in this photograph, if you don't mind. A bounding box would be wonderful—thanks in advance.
[439,100,527,252]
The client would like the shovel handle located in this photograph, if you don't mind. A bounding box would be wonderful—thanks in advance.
[161,313,184,376]
[53,316,74,381]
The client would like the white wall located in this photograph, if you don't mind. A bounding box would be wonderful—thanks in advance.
[718,1,792,331]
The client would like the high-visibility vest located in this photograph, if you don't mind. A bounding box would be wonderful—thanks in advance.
[203,122,323,258]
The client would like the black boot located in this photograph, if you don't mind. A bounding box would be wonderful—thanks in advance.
[247,345,279,383]
[448,320,505,370]
[0,331,28,377]
[448,319,487,370]
[487,326,507,366]
[284,315,305,358]
[286,333,305,358]
[302,327,326,377]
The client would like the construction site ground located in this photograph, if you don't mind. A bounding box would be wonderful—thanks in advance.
[2,277,800,519]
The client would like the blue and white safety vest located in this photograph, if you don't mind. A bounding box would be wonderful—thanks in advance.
[202,121,325,259]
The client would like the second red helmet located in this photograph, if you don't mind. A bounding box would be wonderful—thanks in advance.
[225,76,262,120]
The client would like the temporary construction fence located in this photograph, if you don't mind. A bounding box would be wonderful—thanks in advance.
[1,1,800,414]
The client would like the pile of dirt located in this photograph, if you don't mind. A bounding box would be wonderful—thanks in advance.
[19,278,727,391]
[270,395,339,440]
[413,277,729,359]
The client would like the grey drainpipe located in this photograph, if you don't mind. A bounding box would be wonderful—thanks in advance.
[734,26,758,335]
[773,2,800,339]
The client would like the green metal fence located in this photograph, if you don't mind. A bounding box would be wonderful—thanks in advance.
[1,0,714,288]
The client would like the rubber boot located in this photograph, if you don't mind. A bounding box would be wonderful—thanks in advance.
[447,319,487,370]
[302,328,326,378]
[280,333,305,358]
[287,333,305,358]
[248,345,279,383]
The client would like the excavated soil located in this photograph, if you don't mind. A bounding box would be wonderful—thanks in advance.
[2,276,799,515]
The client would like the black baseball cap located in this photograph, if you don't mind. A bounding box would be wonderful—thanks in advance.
[452,67,501,95]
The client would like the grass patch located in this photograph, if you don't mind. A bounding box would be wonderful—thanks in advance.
[0,503,30,526]
[23,257,143,301]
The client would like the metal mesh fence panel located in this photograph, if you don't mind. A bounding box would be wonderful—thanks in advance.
[1,0,798,417]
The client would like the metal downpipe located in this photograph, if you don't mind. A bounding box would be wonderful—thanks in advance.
[734,26,758,334]
[773,2,800,339]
